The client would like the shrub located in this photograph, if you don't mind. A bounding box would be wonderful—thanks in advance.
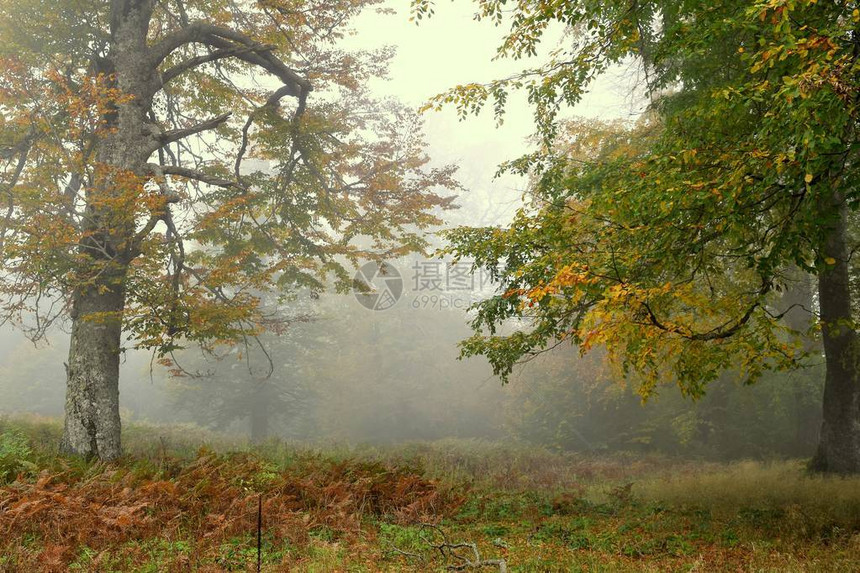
[0,431,35,483]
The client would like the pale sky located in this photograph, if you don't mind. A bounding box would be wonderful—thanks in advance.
[345,1,646,227]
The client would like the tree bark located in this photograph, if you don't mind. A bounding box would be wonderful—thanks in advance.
[811,195,860,473]
[60,279,126,460]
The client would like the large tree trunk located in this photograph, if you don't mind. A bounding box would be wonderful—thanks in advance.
[60,0,156,460]
[811,196,860,473]
[60,279,126,460]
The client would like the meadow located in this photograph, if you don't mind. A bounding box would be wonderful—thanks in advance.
[1,416,859,572]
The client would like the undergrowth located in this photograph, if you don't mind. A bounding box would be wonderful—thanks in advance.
[1,415,859,571]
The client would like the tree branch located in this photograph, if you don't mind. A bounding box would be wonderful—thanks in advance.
[640,279,770,341]
[150,163,243,190]
[161,45,260,84]
[159,112,231,146]
[150,21,311,96]
[0,135,32,254]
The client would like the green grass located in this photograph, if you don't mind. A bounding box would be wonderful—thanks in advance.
[1,415,859,571]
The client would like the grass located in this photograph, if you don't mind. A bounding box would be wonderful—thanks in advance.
[1,414,859,571]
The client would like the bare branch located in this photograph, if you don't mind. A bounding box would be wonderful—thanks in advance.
[159,112,231,146]
[410,523,507,572]
[149,163,243,190]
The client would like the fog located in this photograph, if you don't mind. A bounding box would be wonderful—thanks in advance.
[0,2,821,461]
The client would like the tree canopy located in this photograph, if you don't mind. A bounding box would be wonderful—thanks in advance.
[0,0,457,458]
[424,0,860,471]
[0,0,455,354]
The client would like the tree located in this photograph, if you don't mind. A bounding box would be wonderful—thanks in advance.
[503,345,823,459]
[0,0,456,460]
[419,0,860,472]
[167,288,509,443]
[167,305,320,443]
[305,292,506,443]
[168,348,316,443]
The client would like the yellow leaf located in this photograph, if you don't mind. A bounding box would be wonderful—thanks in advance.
[825,257,836,265]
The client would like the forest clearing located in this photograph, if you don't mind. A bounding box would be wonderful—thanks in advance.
[2,417,859,572]
[1,0,860,571]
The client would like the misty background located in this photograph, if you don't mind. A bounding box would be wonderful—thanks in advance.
[0,2,822,460]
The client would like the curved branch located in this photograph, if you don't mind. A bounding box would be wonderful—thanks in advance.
[150,21,311,96]
[234,82,309,183]
[642,299,760,341]
[640,279,771,341]
[161,45,259,84]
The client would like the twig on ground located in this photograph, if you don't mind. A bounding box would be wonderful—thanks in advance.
[408,522,508,572]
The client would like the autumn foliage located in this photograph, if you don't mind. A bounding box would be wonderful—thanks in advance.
[0,448,460,571]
